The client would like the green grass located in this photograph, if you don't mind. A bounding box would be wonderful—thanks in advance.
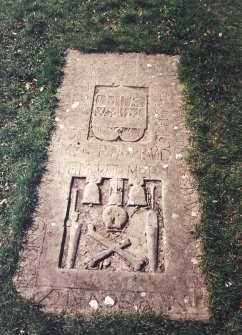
[0,0,241,334]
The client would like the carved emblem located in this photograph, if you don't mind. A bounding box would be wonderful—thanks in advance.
[88,86,148,142]
[59,177,164,273]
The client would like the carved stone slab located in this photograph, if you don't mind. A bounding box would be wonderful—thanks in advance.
[14,51,208,319]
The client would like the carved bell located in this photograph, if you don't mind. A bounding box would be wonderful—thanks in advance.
[82,182,101,205]
[108,192,121,206]
[128,184,147,206]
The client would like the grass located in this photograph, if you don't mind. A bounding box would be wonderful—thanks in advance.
[0,0,241,334]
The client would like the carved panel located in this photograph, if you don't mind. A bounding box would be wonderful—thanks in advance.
[89,86,148,142]
[59,177,164,273]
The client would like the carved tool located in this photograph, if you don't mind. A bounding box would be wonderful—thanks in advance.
[103,178,127,231]
[108,178,123,206]
[82,182,101,205]
[88,224,145,271]
[146,185,159,272]
[88,238,131,268]
[128,179,147,206]
[66,189,81,269]
[150,184,156,210]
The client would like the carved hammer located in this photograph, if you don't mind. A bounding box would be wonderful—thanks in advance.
[88,223,145,271]
[88,238,131,268]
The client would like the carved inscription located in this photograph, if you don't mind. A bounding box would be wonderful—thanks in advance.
[60,143,171,161]
[14,219,45,291]
[59,177,164,273]
[89,86,148,142]
[53,162,168,180]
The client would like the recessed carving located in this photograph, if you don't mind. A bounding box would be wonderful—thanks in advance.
[59,177,164,273]
[89,86,148,142]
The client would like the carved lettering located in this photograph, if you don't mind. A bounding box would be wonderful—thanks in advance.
[67,290,85,310]
[60,143,171,162]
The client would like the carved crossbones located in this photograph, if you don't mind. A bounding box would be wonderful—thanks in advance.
[87,223,145,271]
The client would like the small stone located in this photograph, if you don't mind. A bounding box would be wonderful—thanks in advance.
[59,124,64,129]
[71,101,80,109]
[147,64,152,67]
[25,82,31,90]
[191,258,199,265]
[89,299,98,310]
[225,282,232,287]
[175,153,182,159]
[104,296,115,306]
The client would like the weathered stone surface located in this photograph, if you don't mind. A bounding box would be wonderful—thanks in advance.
[14,51,208,319]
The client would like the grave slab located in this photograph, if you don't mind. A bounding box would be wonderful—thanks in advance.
[14,51,208,319]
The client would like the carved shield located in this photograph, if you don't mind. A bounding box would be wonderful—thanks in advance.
[89,86,148,142]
